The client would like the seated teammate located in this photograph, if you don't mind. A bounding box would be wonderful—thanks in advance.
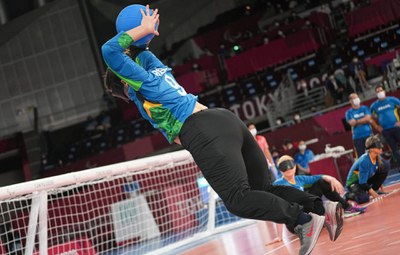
[345,135,389,204]
[273,155,349,241]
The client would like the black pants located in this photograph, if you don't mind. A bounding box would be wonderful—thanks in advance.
[353,136,368,158]
[382,127,400,165]
[180,108,321,231]
[307,179,351,209]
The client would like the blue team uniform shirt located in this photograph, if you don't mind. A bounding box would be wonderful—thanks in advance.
[345,106,373,139]
[273,175,323,191]
[346,153,379,187]
[102,32,198,143]
[370,96,400,130]
[294,149,314,169]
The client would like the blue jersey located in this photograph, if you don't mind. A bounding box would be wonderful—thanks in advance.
[346,153,379,187]
[370,96,400,130]
[102,32,198,143]
[273,175,322,191]
[294,149,314,169]
[345,106,372,139]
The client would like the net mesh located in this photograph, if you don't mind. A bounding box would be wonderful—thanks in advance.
[0,154,242,255]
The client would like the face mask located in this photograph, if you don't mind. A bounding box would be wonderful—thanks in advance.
[294,115,300,121]
[276,120,282,125]
[249,128,257,137]
[352,98,360,106]
[377,91,386,99]
[299,145,306,151]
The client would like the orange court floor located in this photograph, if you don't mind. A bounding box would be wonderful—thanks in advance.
[174,183,400,255]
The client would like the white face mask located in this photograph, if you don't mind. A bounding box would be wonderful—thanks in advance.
[276,120,282,125]
[352,98,361,106]
[294,115,300,121]
[299,145,306,151]
[377,91,386,99]
[249,128,257,137]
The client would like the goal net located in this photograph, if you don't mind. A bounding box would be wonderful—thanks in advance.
[0,150,253,255]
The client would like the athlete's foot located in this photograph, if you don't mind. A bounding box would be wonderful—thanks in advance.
[323,201,344,241]
[265,237,282,246]
[294,213,325,255]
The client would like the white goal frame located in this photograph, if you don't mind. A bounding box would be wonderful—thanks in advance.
[0,150,255,255]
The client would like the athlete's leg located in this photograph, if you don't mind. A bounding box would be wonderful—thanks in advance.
[179,109,302,228]
[382,128,400,166]
[353,137,367,158]
[367,167,388,191]
[308,179,351,209]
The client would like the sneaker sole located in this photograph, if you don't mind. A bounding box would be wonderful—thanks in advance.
[304,214,325,255]
[344,211,361,218]
[333,203,344,241]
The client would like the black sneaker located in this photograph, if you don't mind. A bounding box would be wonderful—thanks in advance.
[294,213,325,255]
[323,201,344,241]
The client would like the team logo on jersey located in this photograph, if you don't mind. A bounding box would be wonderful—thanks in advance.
[152,68,168,77]
[377,104,391,111]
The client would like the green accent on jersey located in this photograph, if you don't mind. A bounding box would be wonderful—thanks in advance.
[108,68,143,91]
[346,170,359,186]
[111,33,144,91]
[149,105,183,143]
[118,33,133,48]
[135,56,142,66]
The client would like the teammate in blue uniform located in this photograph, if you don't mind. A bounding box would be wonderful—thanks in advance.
[345,136,388,203]
[101,6,332,254]
[294,141,314,175]
[274,155,365,219]
[370,85,400,166]
[346,93,376,157]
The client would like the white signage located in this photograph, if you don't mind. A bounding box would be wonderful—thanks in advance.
[111,195,160,243]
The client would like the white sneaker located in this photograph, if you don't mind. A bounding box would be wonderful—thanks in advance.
[323,201,344,241]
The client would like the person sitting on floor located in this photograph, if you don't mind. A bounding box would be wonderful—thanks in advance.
[274,155,365,223]
[345,135,389,204]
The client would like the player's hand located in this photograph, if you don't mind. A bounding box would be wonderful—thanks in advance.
[329,178,344,194]
[370,189,380,199]
[140,5,160,36]
[376,125,383,132]
[395,122,400,127]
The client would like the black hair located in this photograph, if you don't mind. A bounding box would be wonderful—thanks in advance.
[375,84,384,92]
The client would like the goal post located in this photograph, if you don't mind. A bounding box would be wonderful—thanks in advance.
[0,150,254,255]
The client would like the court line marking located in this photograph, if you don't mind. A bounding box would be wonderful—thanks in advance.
[263,238,298,255]
[387,240,400,246]
[351,228,389,239]
[339,242,371,252]
[364,188,399,207]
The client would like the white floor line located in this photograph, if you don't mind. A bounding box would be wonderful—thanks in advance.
[263,238,299,255]
[387,240,400,246]
[351,228,389,239]
[389,229,400,234]
[364,188,399,207]
[339,242,371,252]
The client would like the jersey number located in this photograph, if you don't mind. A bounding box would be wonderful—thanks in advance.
[165,74,187,96]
